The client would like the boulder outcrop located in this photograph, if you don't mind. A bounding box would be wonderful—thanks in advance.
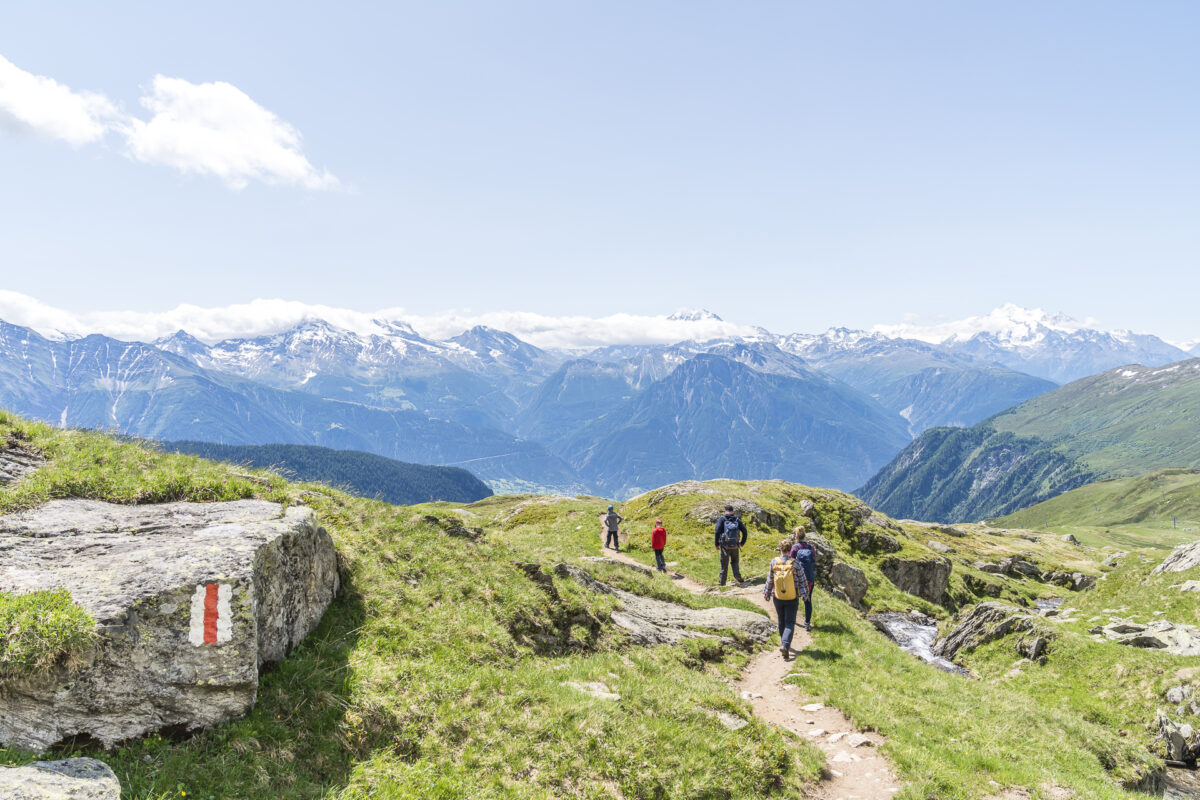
[932,602,1038,660]
[0,499,339,751]
[0,758,120,799]
[1152,541,1200,575]
[1091,619,1200,656]
[555,564,773,645]
[879,555,951,603]
[829,561,868,609]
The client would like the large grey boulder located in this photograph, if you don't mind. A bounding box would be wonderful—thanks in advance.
[0,447,44,485]
[0,499,339,751]
[932,602,1037,660]
[1092,618,1200,656]
[1153,541,1200,575]
[555,564,773,645]
[879,555,951,603]
[829,561,868,609]
[0,758,120,799]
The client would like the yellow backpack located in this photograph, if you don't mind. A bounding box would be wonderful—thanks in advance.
[773,558,797,600]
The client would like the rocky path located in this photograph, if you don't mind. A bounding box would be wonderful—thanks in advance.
[606,548,902,800]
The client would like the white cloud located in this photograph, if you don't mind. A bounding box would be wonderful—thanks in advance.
[0,54,119,146]
[405,310,761,350]
[0,291,760,349]
[0,53,335,189]
[123,76,337,190]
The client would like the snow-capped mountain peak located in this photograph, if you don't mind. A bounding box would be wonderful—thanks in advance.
[667,309,723,322]
[873,304,1092,346]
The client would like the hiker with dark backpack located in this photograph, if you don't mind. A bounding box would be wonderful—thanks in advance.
[713,505,747,585]
[790,525,817,631]
[601,505,623,551]
[764,537,809,660]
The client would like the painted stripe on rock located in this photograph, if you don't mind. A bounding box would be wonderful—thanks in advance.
[189,583,233,646]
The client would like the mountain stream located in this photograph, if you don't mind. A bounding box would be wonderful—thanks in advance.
[869,612,969,676]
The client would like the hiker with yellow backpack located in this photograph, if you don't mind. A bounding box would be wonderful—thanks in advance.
[763,537,810,660]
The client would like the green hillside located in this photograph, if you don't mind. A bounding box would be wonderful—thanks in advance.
[157,441,493,505]
[993,468,1200,551]
[989,360,1200,475]
[4,410,1196,798]
[860,359,1200,522]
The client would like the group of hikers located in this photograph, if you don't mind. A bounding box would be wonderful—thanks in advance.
[600,503,816,661]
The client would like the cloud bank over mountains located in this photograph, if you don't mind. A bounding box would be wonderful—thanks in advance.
[0,54,335,190]
[0,291,760,349]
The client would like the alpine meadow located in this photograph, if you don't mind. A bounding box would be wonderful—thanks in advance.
[3,4,1200,799]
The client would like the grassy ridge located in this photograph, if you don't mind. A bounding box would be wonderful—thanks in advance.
[993,468,1200,551]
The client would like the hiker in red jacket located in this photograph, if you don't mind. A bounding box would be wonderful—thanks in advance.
[651,519,667,572]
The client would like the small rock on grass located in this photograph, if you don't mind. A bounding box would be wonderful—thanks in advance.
[801,702,824,712]
[715,712,748,731]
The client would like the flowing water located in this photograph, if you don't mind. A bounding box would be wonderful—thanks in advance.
[1166,766,1200,798]
[869,612,969,676]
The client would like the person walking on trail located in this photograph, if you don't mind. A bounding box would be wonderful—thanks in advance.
[601,505,623,551]
[651,519,668,572]
[713,505,747,586]
[765,537,809,660]
[789,526,817,631]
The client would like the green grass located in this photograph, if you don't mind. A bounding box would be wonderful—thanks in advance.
[993,468,1200,552]
[788,601,1159,799]
[0,416,823,799]
[0,589,95,682]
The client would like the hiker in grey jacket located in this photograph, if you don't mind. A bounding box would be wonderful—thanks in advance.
[713,505,748,585]
[601,505,623,551]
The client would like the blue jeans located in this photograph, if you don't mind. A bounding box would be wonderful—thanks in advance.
[773,596,799,651]
[654,549,666,571]
[605,530,619,549]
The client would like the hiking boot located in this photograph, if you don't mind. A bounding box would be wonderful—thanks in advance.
[780,646,789,660]
[804,622,812,631]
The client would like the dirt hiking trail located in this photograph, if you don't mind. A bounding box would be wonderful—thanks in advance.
[606,548,902,800]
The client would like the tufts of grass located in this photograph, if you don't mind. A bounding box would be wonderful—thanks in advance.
[0,417,822,799]
[0,411,290,513]
[787,600,1159,799]
[0,589,95,683]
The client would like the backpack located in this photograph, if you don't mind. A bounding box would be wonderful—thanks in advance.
[773,558,797,601]
[718,515,741,548]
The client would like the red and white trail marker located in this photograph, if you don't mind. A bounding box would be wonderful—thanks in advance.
[189,583,232,646]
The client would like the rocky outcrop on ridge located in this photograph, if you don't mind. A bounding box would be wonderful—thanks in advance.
[0,447,44,485]
[554,563,773,645]
[932,602,1040,661]
[0,758,120,799]
[1090,619,1200,656]
[0,500,339,751]
[1152,540,1200,575]
[879,555,951,603]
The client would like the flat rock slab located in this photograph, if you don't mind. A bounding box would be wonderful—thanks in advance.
[0,499,339,751]
[555,563,773,645]
[0,758,120,799]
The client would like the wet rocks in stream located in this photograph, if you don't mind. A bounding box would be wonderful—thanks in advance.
[870,611,968,675]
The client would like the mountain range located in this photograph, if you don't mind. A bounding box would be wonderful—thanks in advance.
[0,304,1192,498]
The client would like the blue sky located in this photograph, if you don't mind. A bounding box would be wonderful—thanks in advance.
[1,2,1197,340]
